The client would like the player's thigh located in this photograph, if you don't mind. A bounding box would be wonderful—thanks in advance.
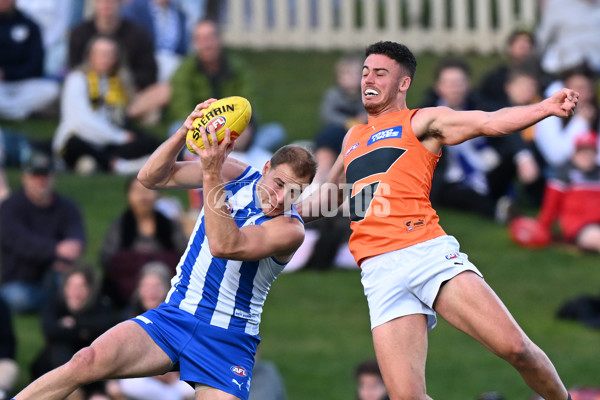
[372,314,429,396]
[83,320,173,378]
[576,224,600,252]
[433,271,527,356]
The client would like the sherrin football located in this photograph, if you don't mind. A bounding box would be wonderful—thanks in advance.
[186,96,252,154]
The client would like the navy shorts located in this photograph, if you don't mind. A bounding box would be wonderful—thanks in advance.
[132,303,260,400]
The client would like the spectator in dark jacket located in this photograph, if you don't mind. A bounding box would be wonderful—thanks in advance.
[0,152,86,313]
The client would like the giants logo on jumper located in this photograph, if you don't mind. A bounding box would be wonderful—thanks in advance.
[231,366,247,377]
[368,126,402,146]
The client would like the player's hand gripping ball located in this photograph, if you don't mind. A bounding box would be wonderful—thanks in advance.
[186,96,252,154]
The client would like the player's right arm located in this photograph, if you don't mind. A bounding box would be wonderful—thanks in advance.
[138,101,246,190]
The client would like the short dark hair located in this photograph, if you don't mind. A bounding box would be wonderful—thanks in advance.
[365,41,417,81]
[270,145,317,183]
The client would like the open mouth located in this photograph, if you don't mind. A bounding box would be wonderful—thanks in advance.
[364,88,379,97]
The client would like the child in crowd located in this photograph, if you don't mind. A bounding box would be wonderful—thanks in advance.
[537,131,600,252]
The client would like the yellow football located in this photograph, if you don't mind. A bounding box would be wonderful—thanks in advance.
[186,96,252,154]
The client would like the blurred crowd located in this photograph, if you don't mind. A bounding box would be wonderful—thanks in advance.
[0,0,599,398]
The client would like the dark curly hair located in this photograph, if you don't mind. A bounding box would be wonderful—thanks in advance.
[365,41,417,82]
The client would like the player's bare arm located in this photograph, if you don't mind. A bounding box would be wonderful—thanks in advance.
[212,218,306,262]
[412,88,579,154]
[138,99,246,189]
[197,125,305,262]
[297,128,350,222]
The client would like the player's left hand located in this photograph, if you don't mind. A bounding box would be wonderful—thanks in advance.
[548,88,579,117]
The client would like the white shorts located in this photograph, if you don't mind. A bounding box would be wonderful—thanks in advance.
[360,235,482,330]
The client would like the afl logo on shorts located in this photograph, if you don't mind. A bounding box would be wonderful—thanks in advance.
[230,366,247,377]
[209,116,227,132]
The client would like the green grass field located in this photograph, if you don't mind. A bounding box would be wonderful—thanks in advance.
[4,49,600,399]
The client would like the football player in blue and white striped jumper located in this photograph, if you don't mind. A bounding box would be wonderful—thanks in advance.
[14,99,317,400]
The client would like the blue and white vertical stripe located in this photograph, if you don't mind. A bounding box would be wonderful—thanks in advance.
[166,166,301,336]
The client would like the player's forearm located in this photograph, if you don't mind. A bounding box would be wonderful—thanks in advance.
[482,101,551,138]
[297,181,345,222]
[138,130,187,189]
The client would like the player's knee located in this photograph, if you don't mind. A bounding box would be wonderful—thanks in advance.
[499,336,535,367]
[65,347,100,382]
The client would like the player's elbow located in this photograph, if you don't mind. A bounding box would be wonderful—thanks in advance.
[137,168,169,190]
[209,240,242,260]
[209,243,229,259]
[137,170,156,189]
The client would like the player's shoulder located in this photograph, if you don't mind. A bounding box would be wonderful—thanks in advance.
[411,106,454,135]
[222,157,254,182]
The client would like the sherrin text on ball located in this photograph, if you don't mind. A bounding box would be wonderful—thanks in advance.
[186,96,252,154]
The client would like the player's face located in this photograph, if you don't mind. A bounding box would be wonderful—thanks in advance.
[258,162,308,217]
[362,54,408,115]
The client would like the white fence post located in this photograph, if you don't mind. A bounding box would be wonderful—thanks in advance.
[221,0,539,54]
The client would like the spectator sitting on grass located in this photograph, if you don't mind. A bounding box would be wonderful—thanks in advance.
[537,130,600,253]
[53,35,160,175]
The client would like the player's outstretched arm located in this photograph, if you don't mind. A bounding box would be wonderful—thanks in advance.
[297,129,349,222]
[413,88,579,148]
